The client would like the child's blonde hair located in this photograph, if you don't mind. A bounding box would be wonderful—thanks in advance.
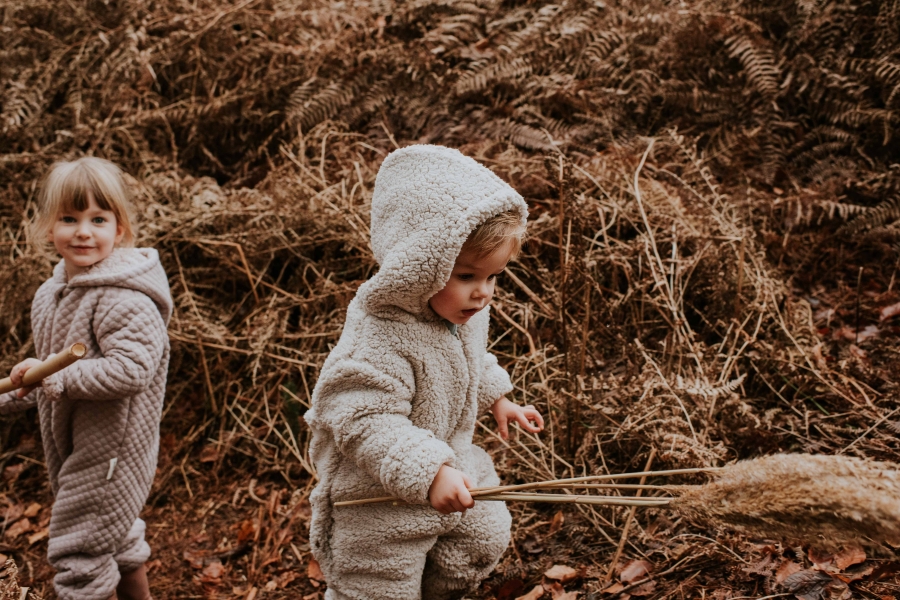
[462,210,526,258]
[33,157,135,247]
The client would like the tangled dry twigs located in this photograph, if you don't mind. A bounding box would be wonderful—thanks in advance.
[2,0,900,596]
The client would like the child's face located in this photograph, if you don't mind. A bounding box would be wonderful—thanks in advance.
[49,192,124,277]
[429,242,514,325]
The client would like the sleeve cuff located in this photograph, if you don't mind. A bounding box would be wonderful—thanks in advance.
[42,372,65,402]
[380,432,456,504]
[478,356,514,413]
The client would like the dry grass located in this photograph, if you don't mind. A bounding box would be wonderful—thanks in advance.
[2,0,900,597]
[673,454,900,548]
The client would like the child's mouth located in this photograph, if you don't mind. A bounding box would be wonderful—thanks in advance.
[461,308,480,317]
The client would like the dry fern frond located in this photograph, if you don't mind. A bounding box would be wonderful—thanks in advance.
[838,196,900,235]
[724,34,781,98]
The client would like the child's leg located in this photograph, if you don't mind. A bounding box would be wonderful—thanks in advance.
[115,519,153,600]
[421,499,511,600]
[324,503,453,600]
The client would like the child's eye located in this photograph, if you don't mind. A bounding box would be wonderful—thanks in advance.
[457,274,474,281]
[61,216,77,223]
[92,217,106,224]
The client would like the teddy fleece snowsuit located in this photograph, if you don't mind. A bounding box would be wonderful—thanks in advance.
[0,248,171,600]
[304,145,528,600]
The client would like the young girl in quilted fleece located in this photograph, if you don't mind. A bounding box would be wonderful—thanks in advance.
[0,157,171,600]
[305,145,544,600]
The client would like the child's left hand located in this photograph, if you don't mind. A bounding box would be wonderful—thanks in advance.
[10,358,42,398]
[491,396,544,440]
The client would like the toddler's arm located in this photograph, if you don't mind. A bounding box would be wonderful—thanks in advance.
[491,396,544,440]
[308,354,456,505]
[477,352,514,414]
[48,292,167,401]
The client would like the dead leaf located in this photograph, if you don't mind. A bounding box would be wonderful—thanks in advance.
[601,582,624,594]
[833,545,865,570]
[545,581,578,600]
[548,510,565,534]
[630,580,657,597]
[4,517,32,539]
[869,561,900,581]
[2,503,24,526]
[544,564,579,583]
[27,527,48,545]
[22,503,41,518]
[781,569,835,600]
[199,444,219,463]
[308,556,325,582]
[515,585,545,600]
[272,570,300,588]
[2,464,24,482]
[808,547,833,568]
[199,559,225,584]
[775,560,803,584]
[880,301,900,321]
[236,519,257,544]
[619,559,652,583]
[849,344,868,359]
[497,578,526,600]
[183,549,206,569]
[832,325,879,343]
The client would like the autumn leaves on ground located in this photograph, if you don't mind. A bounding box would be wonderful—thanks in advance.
[3,0,900,598]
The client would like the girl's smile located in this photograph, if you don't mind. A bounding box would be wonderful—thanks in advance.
[49,191,124,278]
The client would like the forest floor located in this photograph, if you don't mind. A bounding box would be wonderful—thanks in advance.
[3,0,900,598]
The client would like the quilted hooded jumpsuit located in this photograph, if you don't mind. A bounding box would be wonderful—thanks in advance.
[304,145,529,600]
[0,248,171,600]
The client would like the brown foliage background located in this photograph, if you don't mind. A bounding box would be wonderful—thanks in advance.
[2,0,900,597]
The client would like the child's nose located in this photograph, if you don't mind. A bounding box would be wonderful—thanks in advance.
[75,221,91,236]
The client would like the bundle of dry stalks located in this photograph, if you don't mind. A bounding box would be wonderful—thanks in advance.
[673,454,900,548]
[0,559,41,600]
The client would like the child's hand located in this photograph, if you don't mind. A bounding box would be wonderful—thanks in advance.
[491,396,544,440]
[10,358,42,398]
[428,464,475,514]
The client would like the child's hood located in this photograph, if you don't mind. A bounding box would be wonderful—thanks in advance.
[55,248,173,324]
[360,144,528,318]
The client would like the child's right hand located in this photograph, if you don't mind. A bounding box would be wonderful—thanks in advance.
[428,464,475,514]
[10,358,42,398]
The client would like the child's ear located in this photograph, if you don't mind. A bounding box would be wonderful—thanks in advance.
[114,223,125,245]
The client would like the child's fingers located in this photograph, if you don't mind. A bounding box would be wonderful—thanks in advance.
[524,406,545,429]
[516,410,543,432]
[495,412,509,440]
[458,486,474,510]
[16,385,36,398]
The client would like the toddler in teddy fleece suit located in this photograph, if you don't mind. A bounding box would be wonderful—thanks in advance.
[305,145,544,600]
[1,158,170,600]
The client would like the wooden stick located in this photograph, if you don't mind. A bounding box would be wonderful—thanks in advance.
[334,464,713,507]
[0,343,87,395]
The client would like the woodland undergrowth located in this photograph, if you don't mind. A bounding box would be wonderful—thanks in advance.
[1,0,900,598]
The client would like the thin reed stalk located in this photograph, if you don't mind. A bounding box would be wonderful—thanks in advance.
[333,467,715,507]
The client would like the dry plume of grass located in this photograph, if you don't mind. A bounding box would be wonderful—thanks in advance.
[2,0,900,596]
[672,454,900,548]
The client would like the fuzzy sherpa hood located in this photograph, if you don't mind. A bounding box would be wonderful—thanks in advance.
[359,145,528,319]
[52,247,173,324]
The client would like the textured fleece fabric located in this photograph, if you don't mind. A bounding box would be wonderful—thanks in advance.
[0,248,171,600]
[304,145,528,600]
